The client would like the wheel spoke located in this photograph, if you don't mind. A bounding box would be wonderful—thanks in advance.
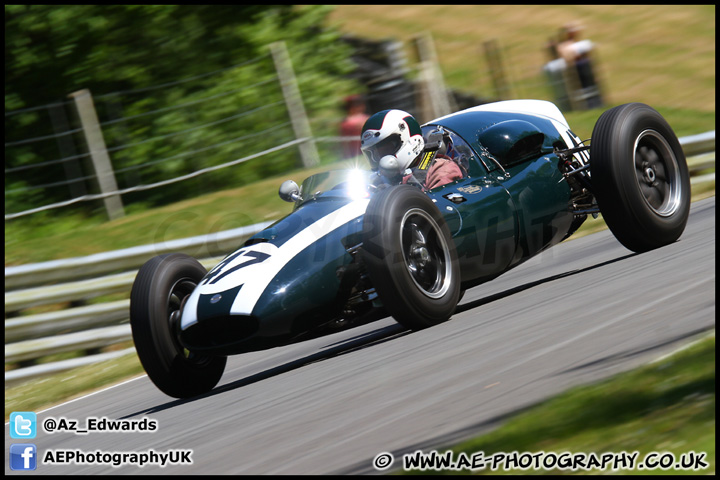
[636,146,649,168]
[644,147,660,166]
[653,161,667,183]
[653,177,668,200]
[650,187,664,209]
[640,182,663,209]
[410,222,426,246]
[633,130,682,217]
[401,210,450,297]
[634,150,646,182]
[407,259,418,273]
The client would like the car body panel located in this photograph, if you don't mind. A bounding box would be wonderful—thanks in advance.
[179,198,369,353]
[429,178,517,285]
[425,99,578,279]
[178,100,587,354]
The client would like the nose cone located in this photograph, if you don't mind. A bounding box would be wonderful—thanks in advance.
[250,227,357,336]
[178,283,260,353]
[178,231,354,354]
[179,242,280,332]
[179,197,369,354]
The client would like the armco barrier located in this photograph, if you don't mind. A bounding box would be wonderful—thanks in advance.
[5,223,270,386]
[4,132,715,386]
[5,221,274,290]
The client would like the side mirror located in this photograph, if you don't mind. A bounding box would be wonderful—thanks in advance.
[279,180,301,203]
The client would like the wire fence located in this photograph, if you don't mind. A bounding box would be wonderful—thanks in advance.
[3,35,630,222]
[4,38,430,222]
[4,49,305,221]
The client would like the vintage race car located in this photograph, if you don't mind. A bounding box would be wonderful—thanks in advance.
[130,100,691,398]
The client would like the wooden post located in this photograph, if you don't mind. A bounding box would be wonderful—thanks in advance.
[69,89,125,220]
[412,55,434,122]
[48,102,87,199]
[270,41,319,168]
[483,39,511,100]
[412,32,455,121]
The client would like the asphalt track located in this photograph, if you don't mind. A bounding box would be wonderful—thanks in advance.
[5,197,715,475]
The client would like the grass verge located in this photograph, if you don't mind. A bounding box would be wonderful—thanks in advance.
[4,163,334,266]
[400,333,715,475]
[5,351,145,421]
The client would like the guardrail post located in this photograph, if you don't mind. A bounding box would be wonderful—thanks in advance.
[70,89,125,220]
[270,41,319,168]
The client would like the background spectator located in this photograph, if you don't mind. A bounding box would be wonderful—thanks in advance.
[339,94,370,159]
[557,23,603,109]
[542,38,570,111]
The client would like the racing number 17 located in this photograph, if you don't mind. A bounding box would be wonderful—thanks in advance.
[201,249,270,286]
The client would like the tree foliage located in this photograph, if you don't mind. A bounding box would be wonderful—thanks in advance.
[5,5,358,216]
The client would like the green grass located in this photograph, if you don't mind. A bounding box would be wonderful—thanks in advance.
[401,334,715,475]
[327,5,715,121]
[4,163,334,266]
[5,349,145,420]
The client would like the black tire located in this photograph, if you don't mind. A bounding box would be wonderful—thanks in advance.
[590,103,691,252]
[130,253,226,398]
[361,185,460,330]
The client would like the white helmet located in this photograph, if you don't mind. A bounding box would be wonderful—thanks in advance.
[360,109,424,171]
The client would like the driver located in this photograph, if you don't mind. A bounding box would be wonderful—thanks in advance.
[359,109,463,190]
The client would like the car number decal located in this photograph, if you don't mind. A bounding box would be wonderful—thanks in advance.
[202,250,271,286]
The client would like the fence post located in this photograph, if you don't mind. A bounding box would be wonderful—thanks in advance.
[270,41,319,168]
[483,39,511,100]
[412,32,455,121]
[69,89,125,220]
[48,102,87,199]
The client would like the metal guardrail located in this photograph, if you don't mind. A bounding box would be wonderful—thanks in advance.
[4,224,270,386]
[6,325,132,364]
[5,257,225,315]
[680,130,715,157]
[4,347,138,385]
[5,221,273,290]
[4,132,715,386]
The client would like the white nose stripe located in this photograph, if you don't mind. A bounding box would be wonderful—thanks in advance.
[180,198,369,330]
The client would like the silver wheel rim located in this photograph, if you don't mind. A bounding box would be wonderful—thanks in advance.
[633,129,682,217]
[400,208,452,299]
[166,278,208,364]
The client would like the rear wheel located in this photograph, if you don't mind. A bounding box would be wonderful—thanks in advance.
[590,103,690,252]
[362,185,460,330]
[130,253,226,398]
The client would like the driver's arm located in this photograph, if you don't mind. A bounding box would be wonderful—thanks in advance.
[425,156,464,190]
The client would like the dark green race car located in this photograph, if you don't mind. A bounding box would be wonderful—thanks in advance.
[130,100,691,398]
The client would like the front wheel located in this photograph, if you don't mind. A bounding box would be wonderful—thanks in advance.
[590,103,691,252]
[361,185,460,330]
[130,253,226,398]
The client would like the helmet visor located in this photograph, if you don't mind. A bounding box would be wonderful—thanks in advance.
[365,133,402,166]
